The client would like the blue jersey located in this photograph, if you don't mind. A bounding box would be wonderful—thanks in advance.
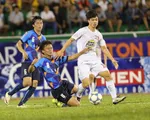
[34,56,68,89]
[21,30,46,62]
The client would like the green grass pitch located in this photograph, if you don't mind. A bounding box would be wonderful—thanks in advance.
[0,94,150,120]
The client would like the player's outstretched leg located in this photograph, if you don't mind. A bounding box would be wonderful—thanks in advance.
[99,71,126,104]
[106,80,126,104]
[113,96,126,105]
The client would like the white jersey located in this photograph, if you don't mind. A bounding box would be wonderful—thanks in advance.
[71,26,106,63]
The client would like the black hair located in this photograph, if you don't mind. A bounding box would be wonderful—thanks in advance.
[86,9,98,20]
[131,0,136,3]
[14,5,19,9]
[39,41,52,51]
[108,2,113,5]
[147,8,150,11]
[31,16,42,25]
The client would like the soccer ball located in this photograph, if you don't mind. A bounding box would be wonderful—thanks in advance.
[89,91,102,105]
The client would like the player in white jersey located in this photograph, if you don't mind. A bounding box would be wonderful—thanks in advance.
[57,10,126,104]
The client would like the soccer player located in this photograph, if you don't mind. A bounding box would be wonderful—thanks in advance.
[4,16,46,107]
[28,41,90,107]
[57,10,126,104]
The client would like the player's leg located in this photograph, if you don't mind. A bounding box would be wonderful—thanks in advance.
[71,84,78,93]
[18,80,38,106]
[99,70,117,98]
[89,74,95,95]
[18,68,40,106]
[76,75,95,101]
[68,84,80,106]
[76,63,91,100]
[57,81,80,107]
[89,77,97,98]
[4,62,32,104]
[4,77,32,105]
[98,70,126,104]
[91,61,126,104]
[89,61,105,94]
[67,97,80,106]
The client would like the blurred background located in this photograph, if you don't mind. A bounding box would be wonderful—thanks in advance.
[0,0,150,99]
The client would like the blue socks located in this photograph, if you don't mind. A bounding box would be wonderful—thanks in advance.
[18,86,36,106]
[8,83,24,96]
[7,83,36,106]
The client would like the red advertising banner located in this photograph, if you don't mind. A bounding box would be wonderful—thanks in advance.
[97,69,144,86]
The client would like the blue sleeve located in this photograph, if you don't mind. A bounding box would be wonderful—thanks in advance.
[21,31,31,43]
[57,56,68,66]
[42,36,46,41]
[34,59,43,68]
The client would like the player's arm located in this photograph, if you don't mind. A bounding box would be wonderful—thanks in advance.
[104,54,107,66]
[36,37,47,52]
[68,47,90,61]
[56,38,74,57]
[16,40,28,59]
[101,46,118,69]
[28,59,38,73]
[35,47,39,51]
[28,64,35,73]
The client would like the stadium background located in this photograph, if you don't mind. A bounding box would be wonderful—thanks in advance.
[0,31,150,98]
[1,1,150,120]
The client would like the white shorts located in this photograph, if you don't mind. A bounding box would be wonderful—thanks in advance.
[78,60,108,81]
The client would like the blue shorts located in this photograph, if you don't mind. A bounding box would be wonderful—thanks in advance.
[51,80,74,104]
[21,62,40,81]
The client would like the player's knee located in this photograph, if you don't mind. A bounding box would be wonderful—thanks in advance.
[82,78,90,88]
[68,98,80,106]
[82,81,90,88]
[23,81,32,87]
[105,75,112,81]
[72,85,78,93]
[23,78,32,87]
[89,74,95,79]
[75,101,80,106]
[72,101,80,107]
[89,74,95,82]
[32,80,38,87]
[27,82,32,86]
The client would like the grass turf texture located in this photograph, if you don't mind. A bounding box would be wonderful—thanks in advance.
[0,94,150,120]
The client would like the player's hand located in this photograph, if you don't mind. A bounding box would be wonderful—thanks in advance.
[80,47,92,54]
[112,59,118,69]
[55,50,64,60]
[85,47,92,51]
[22,51,28,59]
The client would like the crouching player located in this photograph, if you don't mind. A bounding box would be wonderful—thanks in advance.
[28,41,90,107]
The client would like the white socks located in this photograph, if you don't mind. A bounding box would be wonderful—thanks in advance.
[76,83,85,98]
[106,80,117,99]
[77,80,117,100]
[89,82,96,96]
[91,82,96,92]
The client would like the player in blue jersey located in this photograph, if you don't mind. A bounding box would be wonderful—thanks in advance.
[28,41,90,107]
[4,16,46,107]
